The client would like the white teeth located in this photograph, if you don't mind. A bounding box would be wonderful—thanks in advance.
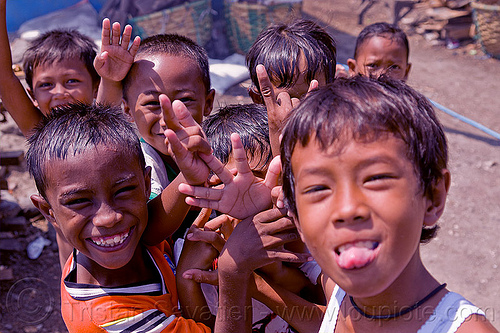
[91,231,129,247]
[337,241,378,254]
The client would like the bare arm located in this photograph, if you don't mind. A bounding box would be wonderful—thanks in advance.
[176,209,216,329]
[0,0,43,136]
[251,272,325,333]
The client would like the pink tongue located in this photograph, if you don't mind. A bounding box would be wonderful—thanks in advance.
[337,246,376,270]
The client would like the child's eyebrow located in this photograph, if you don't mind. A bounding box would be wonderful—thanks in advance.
[114,174,138,186]
[59,187,93,198]
[353,155,400,170]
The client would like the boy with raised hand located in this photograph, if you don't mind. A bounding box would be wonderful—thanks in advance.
[246,18,335,157]
[0,0,100,136]
[27,100,213,332]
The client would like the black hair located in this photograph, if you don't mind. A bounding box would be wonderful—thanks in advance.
[246,19,336,93]
[22,29,100,91]
[354,22,410,62]
[124,34,211,94]
[26,102,145,199]
[281,76,447,242]
[202,104,272,171]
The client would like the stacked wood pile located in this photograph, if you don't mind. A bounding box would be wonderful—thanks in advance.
[398,0,475,47]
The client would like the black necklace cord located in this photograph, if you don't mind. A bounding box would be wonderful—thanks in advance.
[349,283,447,320]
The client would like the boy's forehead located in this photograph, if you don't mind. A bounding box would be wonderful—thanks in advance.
[127,54,203,90]
[291,129,405,159]
[358,36,407,56]
[43,144,142,174]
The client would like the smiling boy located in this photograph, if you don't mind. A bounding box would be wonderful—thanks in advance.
[26,103,211,332]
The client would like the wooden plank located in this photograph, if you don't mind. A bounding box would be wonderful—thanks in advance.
[0,150,24,166]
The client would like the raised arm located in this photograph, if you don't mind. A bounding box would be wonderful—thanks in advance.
[215,207,312,333]
[0,0,43,136]
[95,18,140,106]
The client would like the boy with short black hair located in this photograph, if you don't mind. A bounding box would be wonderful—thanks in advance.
[27,102,212,332]
[346,22,412,81]
[120,33,215,201]
[181,76,497,332]
[202,103,272,179]
[245,19,337,157]
[277,76,494,332]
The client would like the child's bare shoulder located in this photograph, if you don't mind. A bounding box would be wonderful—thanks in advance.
[455,315,499,333]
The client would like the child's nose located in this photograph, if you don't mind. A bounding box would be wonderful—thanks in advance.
[93,202,123,228]
[332,185,369,224]
[52,83,69,97]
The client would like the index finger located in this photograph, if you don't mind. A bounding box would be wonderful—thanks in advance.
[160,94,182,130]
[256,64,276,109]
[172,100,199,129]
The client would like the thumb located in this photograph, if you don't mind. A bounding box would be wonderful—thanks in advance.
[93,51,108,70]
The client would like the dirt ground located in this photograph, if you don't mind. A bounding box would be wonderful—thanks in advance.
[1,1,499,332]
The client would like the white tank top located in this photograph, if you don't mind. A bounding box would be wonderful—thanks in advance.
[319,285,485,333]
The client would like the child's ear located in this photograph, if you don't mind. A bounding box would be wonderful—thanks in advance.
[93,80,100,99]
[347,58,358,77]
[287,210,307,244]
[423,169,451,227]
[204,89,216,117]
[403,62,412,82]
[27,88,39,107]
[248,86,264,104]
[121,98,135,122]
[30,194,60,232]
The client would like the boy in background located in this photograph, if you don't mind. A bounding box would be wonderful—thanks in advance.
[346,22,412,81]
[121,34,215,201]
[202,104,272,180]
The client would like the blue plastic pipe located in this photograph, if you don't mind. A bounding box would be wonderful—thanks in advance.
[428,99,500,141]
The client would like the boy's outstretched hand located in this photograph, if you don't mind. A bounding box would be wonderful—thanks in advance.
[178,133,281,220]
[94,18,140,82]
[161,94,212,186]
[256,64,318,156]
